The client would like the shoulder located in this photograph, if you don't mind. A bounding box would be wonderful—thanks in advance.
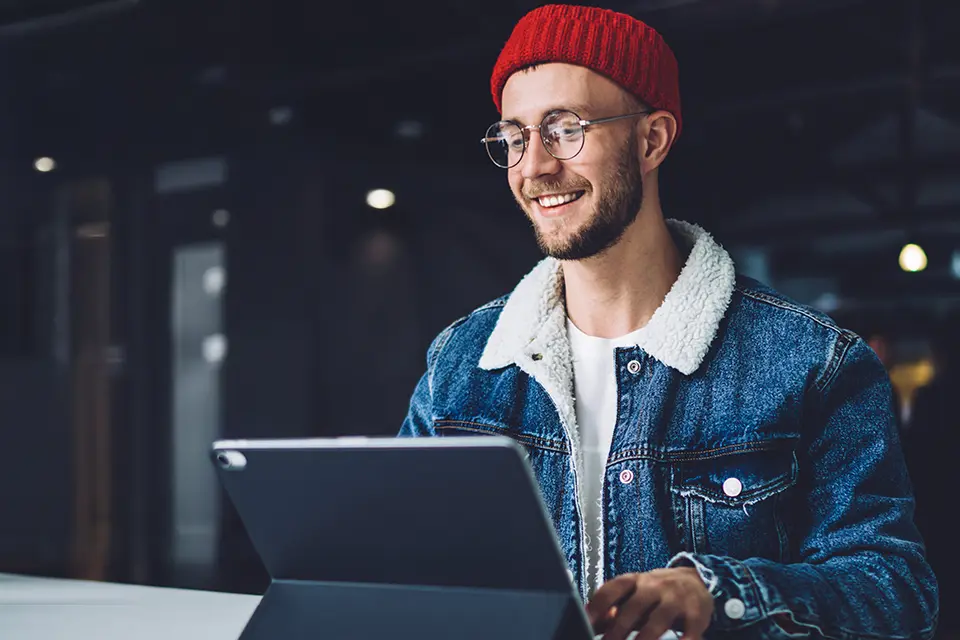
[724,276,870,391]
[425,295,508,369]
[732,276,845,333]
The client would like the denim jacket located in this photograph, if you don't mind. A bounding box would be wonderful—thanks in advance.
[399,220,938,640]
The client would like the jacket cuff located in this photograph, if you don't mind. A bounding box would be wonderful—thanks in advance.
[667,552,765,632]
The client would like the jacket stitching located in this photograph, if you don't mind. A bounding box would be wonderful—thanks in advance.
[434,420,570,454]
[735,287,843,336]
[608,439,797,465]
[672,456,798,504]
[740,560,769,624]
[427,320,463,394]
[735,285,858,395]
[816,331,854,393]
[426,297,508,392]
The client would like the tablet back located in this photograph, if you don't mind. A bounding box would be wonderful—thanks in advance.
[211,436,575,593]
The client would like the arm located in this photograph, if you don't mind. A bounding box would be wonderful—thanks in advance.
[398,320,462,438]
[398,370,436,438]
[669,338,938,640]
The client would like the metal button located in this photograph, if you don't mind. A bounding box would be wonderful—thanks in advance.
[724,598,746,620]
[723,478,743,498]
[619,469,634,484]
[627,360,642,374]
[567,568,575,582]
[723,477,743,497]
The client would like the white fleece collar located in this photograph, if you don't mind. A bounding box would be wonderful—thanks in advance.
[478,219,736,378]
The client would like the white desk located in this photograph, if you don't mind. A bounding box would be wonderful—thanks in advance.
[0,573,260,640]
[0,573,679,640]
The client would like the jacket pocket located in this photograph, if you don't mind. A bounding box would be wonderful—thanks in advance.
[670,445,798,562]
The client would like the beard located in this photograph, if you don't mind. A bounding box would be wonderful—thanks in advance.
[520,130,644,261]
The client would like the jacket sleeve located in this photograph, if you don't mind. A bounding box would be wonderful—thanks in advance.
[668,337,939,640]
[398,321,462,438]
[398,370,436,437]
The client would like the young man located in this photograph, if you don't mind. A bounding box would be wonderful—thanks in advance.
[399,5,937,639]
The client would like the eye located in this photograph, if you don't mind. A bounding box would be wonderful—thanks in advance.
[543,112,583,143]
[506,134,525,150]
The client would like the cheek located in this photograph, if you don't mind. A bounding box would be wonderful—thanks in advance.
[507,172,524,198]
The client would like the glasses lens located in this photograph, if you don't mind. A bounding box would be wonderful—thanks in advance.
[484,121,524,168]
[541,111,584,160]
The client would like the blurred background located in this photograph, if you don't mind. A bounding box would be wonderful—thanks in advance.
[0,0,958,601]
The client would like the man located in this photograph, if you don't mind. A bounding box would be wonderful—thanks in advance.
[399,5,937,639]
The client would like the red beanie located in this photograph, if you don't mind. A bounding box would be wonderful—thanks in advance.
[491,4,682,138]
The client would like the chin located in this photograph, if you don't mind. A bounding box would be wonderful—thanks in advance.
[536,230,580,259]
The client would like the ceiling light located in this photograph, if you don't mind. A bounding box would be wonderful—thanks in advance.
[366,189,396,210]
[899,244,927,273]
[34,157,56,172]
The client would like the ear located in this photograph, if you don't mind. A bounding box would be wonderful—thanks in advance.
[639,110,678,173]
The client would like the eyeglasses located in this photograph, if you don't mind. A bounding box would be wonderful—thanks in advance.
[480,109,652,169]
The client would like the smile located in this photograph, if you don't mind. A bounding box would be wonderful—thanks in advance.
[535,191,585,208]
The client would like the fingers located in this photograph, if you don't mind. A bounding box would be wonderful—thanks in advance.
[642,588,711,640]
[586,574,640,627]
[601,578,657,640]
[592,605,620,635]
[631,590,680,640]
[680,592,713,640]
[591,568,714,640]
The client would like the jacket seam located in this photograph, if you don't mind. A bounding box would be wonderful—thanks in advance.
[735,286,857,395]
[740,561,770,624]
[426,297,508,393]
[736,287,841,335]
[608,438,798,465]
[434,420,570,454]
[673,459,798,504]
[426,320,463,395]
[815,330,855,393]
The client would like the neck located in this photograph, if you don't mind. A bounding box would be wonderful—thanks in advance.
[562,205,682,339]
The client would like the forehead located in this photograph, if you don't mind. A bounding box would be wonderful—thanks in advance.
[500,63,625,123]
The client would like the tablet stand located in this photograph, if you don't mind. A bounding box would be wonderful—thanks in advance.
[239,579,592,640]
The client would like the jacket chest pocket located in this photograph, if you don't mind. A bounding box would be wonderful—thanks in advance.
[670,445,798,562]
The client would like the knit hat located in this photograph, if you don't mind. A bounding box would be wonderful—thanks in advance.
[490,4,682,138]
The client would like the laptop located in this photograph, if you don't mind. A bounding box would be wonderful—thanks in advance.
[210,435,595,640]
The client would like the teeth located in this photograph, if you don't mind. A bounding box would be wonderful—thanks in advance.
[537,192,581,208]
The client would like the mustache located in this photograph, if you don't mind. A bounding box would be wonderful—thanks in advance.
[522,180,591,200]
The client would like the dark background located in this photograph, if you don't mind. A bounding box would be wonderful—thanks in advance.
[0,0,957,596]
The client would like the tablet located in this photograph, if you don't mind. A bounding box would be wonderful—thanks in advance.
[211,435,594,640]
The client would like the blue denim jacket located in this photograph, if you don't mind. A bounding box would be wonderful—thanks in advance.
[399,220,938,639]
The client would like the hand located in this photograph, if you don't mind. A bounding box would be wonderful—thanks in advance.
[585,567,714,640]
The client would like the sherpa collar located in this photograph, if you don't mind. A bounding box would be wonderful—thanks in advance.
[478,219,736,377]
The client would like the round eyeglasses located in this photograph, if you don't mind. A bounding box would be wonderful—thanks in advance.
[481,109,652,169]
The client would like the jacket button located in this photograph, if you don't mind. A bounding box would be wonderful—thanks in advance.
[724,598,746,620]
[723,477,743,497]
[627,360,642,374]
[619,469,634,484]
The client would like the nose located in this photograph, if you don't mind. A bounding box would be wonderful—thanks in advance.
[518,130,562,180]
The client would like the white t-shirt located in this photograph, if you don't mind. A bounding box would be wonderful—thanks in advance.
[567,319,648,595]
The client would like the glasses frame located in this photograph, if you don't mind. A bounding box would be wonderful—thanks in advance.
[480,109,653,169]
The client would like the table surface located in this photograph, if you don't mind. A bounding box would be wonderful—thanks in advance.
[0,574,671,640]
[0,573,260,640]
